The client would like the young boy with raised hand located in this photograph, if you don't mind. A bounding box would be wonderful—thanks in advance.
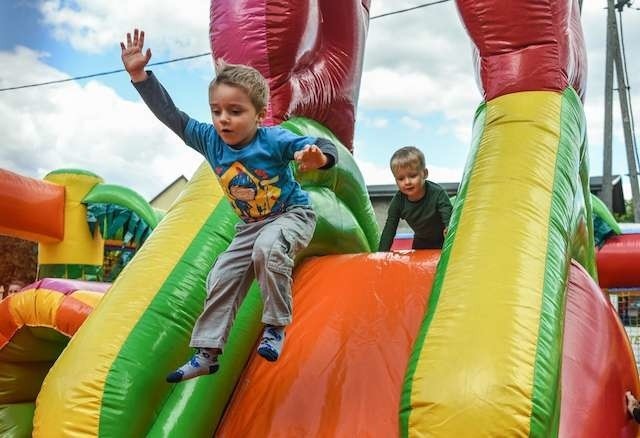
[120,29,337,383]
[379,146,452,251]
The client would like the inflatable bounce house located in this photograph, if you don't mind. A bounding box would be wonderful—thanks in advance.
[2,0,640,436]
[0,168,161,435]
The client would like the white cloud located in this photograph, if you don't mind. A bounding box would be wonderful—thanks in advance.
[356,113,390,129]
[400,115,423,130]
[0,47,202,199]
[355,156,462,186]
[5,0,640,198]
[372,117,389,128]
[359,66,476,116]
[361,0,640,183]
[39,0,211,56]
[359,1,481,146]
[358,66,477,144]
[427,165,463,184]
[355,158,394,185]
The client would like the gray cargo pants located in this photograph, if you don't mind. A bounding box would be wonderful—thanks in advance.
[190,206,317,350]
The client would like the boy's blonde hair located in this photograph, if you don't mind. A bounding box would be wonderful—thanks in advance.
[390,146,426,173]
[211,59,269,112]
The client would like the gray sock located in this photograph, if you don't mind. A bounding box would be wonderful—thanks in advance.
[257,326,285,362]
[166,348,219,383]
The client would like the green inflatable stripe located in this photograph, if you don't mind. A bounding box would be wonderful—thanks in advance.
[45,168,101,179]
[0,361,52,403]
[399,102,487,438]
[282,117,380,251]
[302,188,370,257]
[38,264,102,281]
[0,327,70,436]
[0,327,68,363]
[83,183,158,229]
[98,200,238,437]
[147,282,263,437]
[0,403,35,438]
[580,158,597,275]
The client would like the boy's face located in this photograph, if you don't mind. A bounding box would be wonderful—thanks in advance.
[7,283,22,295]
[393,164,427,201]
[209,83,266,147]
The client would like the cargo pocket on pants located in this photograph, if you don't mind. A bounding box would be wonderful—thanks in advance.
[267,230,295,275]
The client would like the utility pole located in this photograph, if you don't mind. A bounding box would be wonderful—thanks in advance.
[602,0,640,220]
[602,0,615,211]
[613,11,640,221]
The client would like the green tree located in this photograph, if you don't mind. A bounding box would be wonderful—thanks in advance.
[614,200,635,223]
[0,236,37,290]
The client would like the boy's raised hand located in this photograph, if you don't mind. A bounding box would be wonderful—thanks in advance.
[120,29,152,83]
[294,145,328,172]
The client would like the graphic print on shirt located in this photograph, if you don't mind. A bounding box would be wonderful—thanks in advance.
[219,162,282,221]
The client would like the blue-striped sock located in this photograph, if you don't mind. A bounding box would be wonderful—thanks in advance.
[257,326,285,362]
[166,348,219,383]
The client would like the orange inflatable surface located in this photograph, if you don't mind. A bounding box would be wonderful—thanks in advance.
[216,251,440,437]
[0,169,64,243]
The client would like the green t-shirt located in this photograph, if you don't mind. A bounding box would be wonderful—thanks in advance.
[378,180,453,251]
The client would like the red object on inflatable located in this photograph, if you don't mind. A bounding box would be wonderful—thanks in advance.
[560,260,639,437]
[455,0,586,101]
[209,0,370,150]
[596,234,640,289]
[391,235,413,250]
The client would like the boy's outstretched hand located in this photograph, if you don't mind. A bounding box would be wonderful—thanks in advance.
[120,29,152,83]
[294,145,328,172]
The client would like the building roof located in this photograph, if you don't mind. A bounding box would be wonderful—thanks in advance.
[367,175,625,214]
[149,175,188,205]
[368,182,459,198]
[590,175,625,214]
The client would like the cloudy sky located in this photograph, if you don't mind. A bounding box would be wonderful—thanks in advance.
[0,0,639,201]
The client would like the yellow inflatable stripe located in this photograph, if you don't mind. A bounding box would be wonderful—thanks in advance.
[69,290,105,307]
[9,289,64,328]
[409,91,562,436]
[35,164,223,437]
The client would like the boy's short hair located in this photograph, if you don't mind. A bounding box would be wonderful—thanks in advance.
[211,59,269,112]
[390,146,426,172]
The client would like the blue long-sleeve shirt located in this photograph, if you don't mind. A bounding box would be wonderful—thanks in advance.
[133,71,337,222]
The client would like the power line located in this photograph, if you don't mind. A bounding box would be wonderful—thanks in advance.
[0,52,212,92]
[0,0,452,92]
[370,0,451,20]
